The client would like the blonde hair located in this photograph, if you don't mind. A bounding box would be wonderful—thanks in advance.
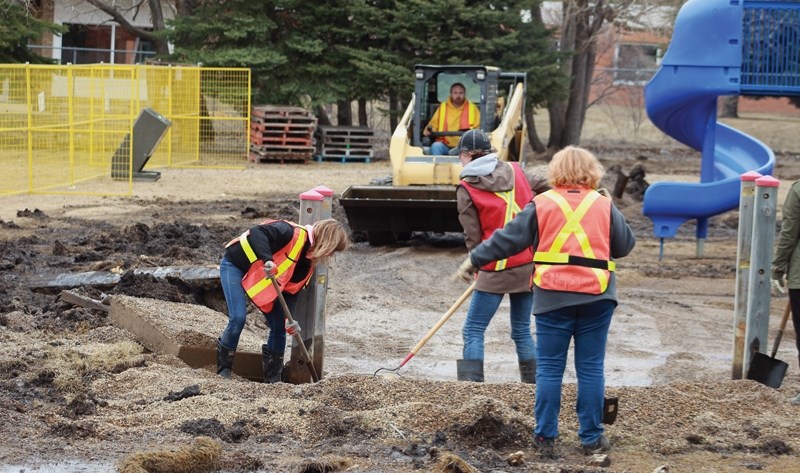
[309,218,350,263]
[548,146,604,189]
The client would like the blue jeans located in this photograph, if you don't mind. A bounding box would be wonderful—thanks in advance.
[462,290,535,362]
[218,256,295,352]
[431,141,452,156]
[533,299,615,445]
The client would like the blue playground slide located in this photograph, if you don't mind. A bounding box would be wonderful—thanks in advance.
[643,0,800,239]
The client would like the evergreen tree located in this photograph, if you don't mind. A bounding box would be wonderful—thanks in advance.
[168,1,286,103]
[167,0,564,138]
[0,2,64,63]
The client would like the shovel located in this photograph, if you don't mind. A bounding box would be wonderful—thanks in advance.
[269,275,320,383]
[746,300,791,389]
[374,281,476,376]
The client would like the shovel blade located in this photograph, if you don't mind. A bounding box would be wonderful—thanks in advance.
[746,352,789,389]
[602,396,618,425]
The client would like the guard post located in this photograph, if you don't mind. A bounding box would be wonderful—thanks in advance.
[284,186,333,383]
[743,175,779,375]
[731,171,761,379]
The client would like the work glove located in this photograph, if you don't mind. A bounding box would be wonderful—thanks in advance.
[771,275,786,296]
[453,256,478,284]
[263,260,276,279]
[597,187,611,198]
[285,318,301,336]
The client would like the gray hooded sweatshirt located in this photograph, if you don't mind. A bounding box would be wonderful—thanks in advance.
[457,154,549,294]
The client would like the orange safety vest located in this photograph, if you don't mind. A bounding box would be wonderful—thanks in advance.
[436,99,479,144]
[532,188,614,295]
[226,220,312,313]
[461,162,534,272]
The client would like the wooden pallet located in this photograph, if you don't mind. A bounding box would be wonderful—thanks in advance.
[249,152,309,164]
[249,143,314,164]
[251,105,314,121]
[314,154,372,163]
[249,131,314,146]
[249,105,317,154]
[315,126,374,163]
[250,121,316,133]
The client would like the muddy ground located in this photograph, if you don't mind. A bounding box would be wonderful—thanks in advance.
[1,143,800,473]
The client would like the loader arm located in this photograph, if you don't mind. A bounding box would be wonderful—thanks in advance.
[339,65,528,245]
[490,81,527,164]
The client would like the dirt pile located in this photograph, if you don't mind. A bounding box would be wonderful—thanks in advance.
[1,157,799,472]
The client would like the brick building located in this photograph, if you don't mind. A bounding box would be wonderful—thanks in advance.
[28,0,174,65]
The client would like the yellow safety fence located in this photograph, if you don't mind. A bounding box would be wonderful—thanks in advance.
[0,64,250,196]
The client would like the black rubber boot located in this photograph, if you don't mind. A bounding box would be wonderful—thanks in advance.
[519,359,537,384]
[262,345,285,384]
[456,359,484,382]
[216,339,235,379]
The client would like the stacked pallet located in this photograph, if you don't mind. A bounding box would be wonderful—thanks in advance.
[249,105,317,163]
[314,126,375,163]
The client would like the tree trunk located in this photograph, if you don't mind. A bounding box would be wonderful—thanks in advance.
[547,102,566,151]
[336,99,352,126]
[561,3,593,147]
[357,98,368,127]
[719,96,739,118]
[315,105,332,127]
[85,0,170,55]
[176,0,202,16]
[388,90,399,131]
[146,0,169,55]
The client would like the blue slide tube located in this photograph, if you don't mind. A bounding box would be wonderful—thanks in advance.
[643,0,776,239]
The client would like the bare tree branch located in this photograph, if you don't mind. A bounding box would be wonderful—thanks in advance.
[84,0,159,43]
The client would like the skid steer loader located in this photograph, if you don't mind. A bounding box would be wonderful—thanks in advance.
[339,64,528,245]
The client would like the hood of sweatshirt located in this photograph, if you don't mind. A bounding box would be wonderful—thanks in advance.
[459,153,514,192]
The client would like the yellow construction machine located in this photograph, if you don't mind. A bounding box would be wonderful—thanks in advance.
[340,64,528,245]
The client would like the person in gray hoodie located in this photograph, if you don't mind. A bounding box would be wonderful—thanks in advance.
[455,146,635,457]
[452,129,549,383]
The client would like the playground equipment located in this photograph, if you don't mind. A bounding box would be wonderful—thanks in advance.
[643,0,800,255]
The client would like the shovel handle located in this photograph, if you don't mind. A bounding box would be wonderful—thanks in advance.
[770,300,792,359]
[408,281,476,358]
[269,276,320,382]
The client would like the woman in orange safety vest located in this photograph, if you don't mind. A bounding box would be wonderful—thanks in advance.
[217,218,349,383]
[456,146,635,457]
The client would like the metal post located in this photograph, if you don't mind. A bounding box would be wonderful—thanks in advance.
[284,189,332,383]
[743,175,779,375]
[732,171,761,379]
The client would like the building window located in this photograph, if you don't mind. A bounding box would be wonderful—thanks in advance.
[614,43,660,85]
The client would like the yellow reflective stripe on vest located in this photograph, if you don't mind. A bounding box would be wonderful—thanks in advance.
[468,101,476,126]
[246,276,269,299]
[239,231,257,263]
[490,187,523,271]
[243,227,308,299]
[533,191,610,292]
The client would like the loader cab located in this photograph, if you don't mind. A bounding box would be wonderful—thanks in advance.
[412,65,502,153]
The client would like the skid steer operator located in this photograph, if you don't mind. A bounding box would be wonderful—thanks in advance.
[456,146,635,457]
[216,218,349,382]
[453,129,549,383]
[423,82,481,155]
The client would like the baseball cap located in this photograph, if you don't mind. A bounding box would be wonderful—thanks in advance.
[449,129,493,155]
